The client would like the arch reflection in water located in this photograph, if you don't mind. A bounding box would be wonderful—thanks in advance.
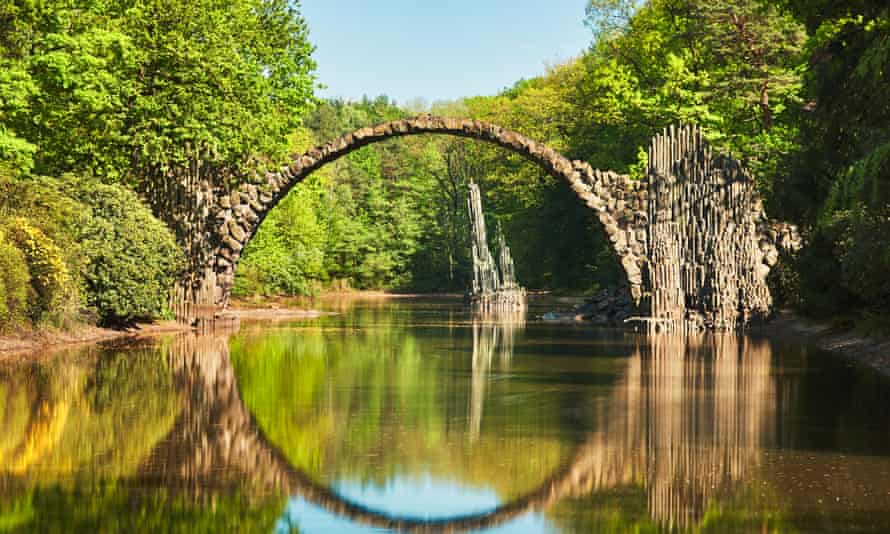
[147,329,779,532]
[469,310,526,441]
[148,329,569,532]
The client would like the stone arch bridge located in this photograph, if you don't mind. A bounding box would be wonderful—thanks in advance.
[151,117,797,329]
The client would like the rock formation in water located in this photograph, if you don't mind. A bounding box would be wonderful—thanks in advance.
[467,182,526,311]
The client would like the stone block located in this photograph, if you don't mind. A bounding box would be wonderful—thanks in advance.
[228,220,247,243]
[622,255,643,286]
[222,236,243,253]
[235,204,259,224]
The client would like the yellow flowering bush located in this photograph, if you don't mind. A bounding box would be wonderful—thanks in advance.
[4,218,72,323]
[0,227,31,328]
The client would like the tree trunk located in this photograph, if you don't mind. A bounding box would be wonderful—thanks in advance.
[760,79,772,131]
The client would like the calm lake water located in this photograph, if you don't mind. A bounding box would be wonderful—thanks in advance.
[2,297,890,533]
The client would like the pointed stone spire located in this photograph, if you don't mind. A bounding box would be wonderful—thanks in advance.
[467,182,525,312]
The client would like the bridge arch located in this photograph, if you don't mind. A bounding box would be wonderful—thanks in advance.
[164,118,795,329]
[203,115,648,311]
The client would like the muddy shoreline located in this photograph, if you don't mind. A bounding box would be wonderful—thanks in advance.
[0,321,193,362]
[760,311,890,377]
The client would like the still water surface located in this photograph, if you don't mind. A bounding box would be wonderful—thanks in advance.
[2,297,890,533]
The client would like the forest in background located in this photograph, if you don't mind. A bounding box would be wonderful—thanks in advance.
[237,0,890,327]
[0,0,888,332]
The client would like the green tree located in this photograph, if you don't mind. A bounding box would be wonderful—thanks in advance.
[772,1,890,316]
[0,0,316,184]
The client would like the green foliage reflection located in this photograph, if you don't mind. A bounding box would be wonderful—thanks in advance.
[230,307,573,501]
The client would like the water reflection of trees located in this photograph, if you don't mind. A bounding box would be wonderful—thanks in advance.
[0,343,283,532]
[0,345,178,481]
[4,321,890,532]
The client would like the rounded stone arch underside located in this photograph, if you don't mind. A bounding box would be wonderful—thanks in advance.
[163,117,796,329]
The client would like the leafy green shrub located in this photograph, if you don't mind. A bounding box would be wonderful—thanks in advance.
[0,174,90,326]
[0,174,88,251]
[0,175,182,326]
[72,181,182,324]
[233,239,312,298]
[0,229,30,329]
[834,205,890,307]
[4,217,72,323]
[795,204,890,316]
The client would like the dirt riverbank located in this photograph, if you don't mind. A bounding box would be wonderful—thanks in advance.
[0,321,192,361]
[761,311,890,377]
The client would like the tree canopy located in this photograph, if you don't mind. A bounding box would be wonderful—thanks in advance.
[0,0,316,183]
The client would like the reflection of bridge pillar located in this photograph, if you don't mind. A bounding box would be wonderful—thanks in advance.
[641,335,775,529]
[561,334,777,530]
[139,330,272,495]
[143,330,319,495]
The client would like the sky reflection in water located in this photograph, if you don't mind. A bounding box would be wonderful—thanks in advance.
[276,475,552,533]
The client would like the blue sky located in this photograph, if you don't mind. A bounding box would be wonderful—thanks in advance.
[301,1,592,106]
